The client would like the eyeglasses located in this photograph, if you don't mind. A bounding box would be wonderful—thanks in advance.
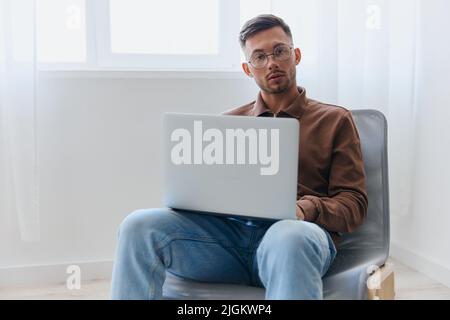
[248,44,293,69]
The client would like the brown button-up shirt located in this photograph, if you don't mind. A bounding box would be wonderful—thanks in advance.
[222,86,368,247]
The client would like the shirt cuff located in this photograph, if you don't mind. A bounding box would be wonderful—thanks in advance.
[296,198,319,222]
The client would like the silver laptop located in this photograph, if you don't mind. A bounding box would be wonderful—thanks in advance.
[161,112,299,220]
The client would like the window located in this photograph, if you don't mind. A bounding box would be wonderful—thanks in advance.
[36,0,278,71]
[95,0,239,70]
[109,0,219,55]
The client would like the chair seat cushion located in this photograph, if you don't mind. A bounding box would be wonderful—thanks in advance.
[162,248,388,300]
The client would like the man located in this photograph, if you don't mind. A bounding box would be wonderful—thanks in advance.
[111,14,367,300]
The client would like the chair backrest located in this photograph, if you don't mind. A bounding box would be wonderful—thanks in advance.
[338,110,390,256]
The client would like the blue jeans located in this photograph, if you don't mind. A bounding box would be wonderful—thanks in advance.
[110,207,337,300]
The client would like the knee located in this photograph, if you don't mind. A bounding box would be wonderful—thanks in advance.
[257,220,328,258]
[118,207,173,240]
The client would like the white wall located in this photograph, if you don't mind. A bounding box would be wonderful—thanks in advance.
[0,74,259,285]
[390,0,450,288]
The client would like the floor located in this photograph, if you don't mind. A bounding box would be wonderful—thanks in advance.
[1,257,450,300]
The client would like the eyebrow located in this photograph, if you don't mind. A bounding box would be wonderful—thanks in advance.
[249,42,288,56]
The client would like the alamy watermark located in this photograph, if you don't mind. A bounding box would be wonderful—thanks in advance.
[66,264,81,290]
[170,121,280,176]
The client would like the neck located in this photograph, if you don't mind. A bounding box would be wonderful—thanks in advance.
[261,85,299,114]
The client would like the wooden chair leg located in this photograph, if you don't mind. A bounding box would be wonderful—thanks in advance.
[367,263,396,300]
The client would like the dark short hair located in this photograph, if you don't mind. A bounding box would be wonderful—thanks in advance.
[239,14,293,49]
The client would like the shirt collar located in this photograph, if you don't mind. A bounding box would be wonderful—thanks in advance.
[251,86,308,119]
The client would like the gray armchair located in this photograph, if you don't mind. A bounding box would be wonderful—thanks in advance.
[162,109,391,300]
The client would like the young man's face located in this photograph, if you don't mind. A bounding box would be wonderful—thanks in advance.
[242,26,301,94]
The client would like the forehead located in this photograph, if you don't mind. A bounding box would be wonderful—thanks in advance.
[244,26,291,55]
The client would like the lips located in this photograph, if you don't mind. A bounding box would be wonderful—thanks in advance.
[267,72,285,80]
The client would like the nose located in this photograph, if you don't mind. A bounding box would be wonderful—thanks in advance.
[266,54,280,70]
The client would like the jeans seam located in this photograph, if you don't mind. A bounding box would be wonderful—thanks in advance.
[147,233,180,299]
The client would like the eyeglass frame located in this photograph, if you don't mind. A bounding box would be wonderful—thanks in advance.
[246,43,295,69]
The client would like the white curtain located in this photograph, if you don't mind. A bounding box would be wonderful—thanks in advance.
[0,0,421,244]
[270,0,419,218]
[0,0,40,242]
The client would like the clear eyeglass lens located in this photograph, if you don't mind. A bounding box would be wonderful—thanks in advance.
[250,45,291,69]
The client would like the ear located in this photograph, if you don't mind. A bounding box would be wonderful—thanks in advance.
[242,62,253,77]
[294,48,301,65]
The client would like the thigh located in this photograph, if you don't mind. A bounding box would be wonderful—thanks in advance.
[125,208,255,284]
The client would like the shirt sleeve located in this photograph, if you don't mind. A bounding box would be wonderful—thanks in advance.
[296,111,368,233]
